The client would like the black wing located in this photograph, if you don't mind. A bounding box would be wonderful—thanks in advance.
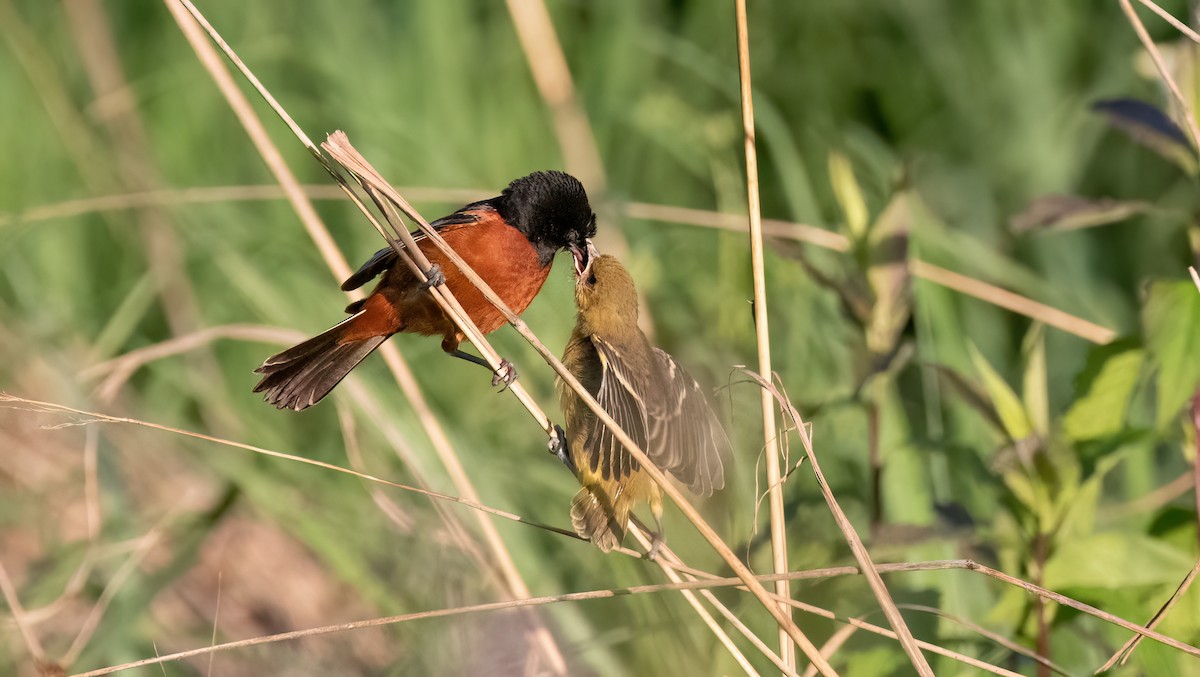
[339,200,495,292]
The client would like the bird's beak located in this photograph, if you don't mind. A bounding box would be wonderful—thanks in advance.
[572,239,597,280]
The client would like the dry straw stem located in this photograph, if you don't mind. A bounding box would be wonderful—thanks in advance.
[71,558,1092,677]
[164,2,568,671]
[1190,265,1200,292]
[1136,0,1200,43]
[1119,0,1200,150]
[0,561,46,664]
[627,526,772,677]
[742,370,934,675]
[502,0,656,337]
[0,394,580,542]
[0,185,1117,346]
[733,0,798,670]
[911,260,1117,344]
[1097,558,1200,672]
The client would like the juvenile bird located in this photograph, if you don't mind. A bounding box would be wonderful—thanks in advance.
[558,247,728,555]
[254,171,596,410]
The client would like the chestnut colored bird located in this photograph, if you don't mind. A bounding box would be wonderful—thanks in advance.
[255,171,596,410]
[557,248,728,555]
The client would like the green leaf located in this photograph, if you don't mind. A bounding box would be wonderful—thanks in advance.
[866,192,912,356]
[1143,281,1200,428]
[1044,532,1194,589]
[1022,323,1049,436]
[1063,345,1146,441]
[968,342,1033,441]
[828,150,869,240]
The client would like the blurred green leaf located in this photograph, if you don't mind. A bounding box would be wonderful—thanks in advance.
[1063,345,1146,441]
[1143,281,1200,428]
[829,150,869,240]
[1044,532,1194,589]
[866,192,912,357]
[1021,324,1048,436]
[1010,194,1152,235]
[968,342,1033,441]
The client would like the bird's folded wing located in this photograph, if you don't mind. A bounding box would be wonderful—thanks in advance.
[339,201,495,291]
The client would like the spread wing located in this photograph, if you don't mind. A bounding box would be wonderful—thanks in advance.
[339,200,496,292]
[584,338,727,496]
[648,348,727,496]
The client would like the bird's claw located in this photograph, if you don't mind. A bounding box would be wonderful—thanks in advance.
[548,425,575,473]
[645,533,664,561]
[418,264,446,290]
[491,359,518,390]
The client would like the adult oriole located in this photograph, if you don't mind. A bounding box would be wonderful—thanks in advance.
[254,171,596,410]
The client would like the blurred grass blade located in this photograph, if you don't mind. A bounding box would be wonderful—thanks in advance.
[1010,194,1152,234]
[1093,98,1198,174]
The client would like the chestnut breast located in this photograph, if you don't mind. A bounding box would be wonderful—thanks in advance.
[418,211,553,334]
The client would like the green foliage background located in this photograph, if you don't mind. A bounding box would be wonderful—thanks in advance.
[1,1,1199,675]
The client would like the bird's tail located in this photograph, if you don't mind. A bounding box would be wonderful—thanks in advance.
[253,304,393,411]
[571,484,630,552]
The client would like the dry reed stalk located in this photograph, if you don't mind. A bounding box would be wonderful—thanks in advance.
[741,370,932,675]
[1119,0,1200,149]
[0,394,578,540]
[68,558,1046,677]
[626,527,769,677]
[58,545,1200,675]
[897,604,1068,676]
[1096,554,1200,671]
[63,0,242,435]
[1136,0,1200,42]
[631,523,798,677]
[0,185,485,228]
[60,501,189,666]
[0,184,1120,348]
[502,0,656,338]
[2,394,1188,675]
[911,260,1117,344]
[0,562,47,664]
[802,623,858,677]
[733,0,796,669]
[164,3,570,671]
[1190,266,1200,291]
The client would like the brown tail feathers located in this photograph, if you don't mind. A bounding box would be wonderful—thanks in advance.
[570,485,630,552]
[253,311,389,411]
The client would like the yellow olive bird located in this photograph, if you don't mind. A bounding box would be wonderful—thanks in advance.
[556,246,728,556]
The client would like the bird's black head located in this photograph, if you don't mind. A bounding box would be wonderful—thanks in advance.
[495,171,596,266]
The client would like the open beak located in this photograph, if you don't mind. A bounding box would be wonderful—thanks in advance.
[572,239,597,280]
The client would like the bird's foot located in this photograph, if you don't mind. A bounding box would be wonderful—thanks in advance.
[645,533,664,561]
[548,425,575,473]
[491,359,518,390]
[418,263,445,289]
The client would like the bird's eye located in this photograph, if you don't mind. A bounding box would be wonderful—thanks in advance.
[587,273,597,286]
